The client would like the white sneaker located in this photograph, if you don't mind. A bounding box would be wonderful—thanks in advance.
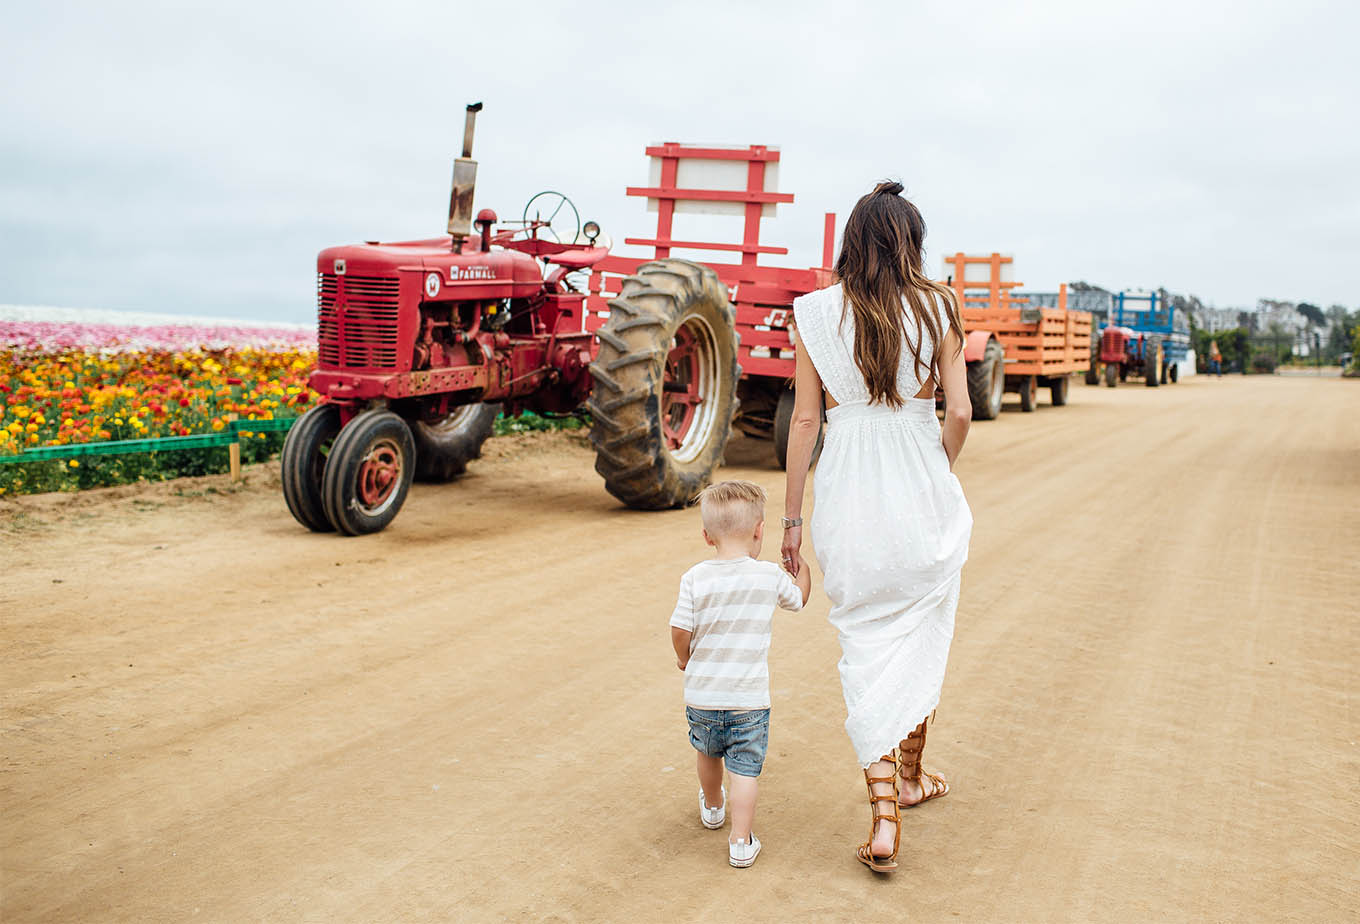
[699,786,726,829]
[729,833,761,868]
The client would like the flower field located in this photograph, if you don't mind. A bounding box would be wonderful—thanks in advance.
[1,315,319,495]
[0,310,585,497]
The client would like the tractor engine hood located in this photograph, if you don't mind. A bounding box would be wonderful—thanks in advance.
[316,239,543,301]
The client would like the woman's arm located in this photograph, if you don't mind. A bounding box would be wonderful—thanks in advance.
[781,337,824,576]
[937,328,971,468]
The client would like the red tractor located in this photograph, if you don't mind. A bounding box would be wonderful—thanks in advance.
[281,105,832,535]
[1087,326,1163,388]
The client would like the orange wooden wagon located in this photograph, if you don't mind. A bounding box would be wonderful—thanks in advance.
[941,253,1092,418]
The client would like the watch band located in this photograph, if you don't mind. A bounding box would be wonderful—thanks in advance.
[781,516,803,528]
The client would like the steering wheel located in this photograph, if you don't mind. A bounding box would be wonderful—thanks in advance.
[521,191,581,245]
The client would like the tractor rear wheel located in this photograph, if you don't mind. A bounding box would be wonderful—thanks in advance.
[413,402,500,482]
[587,259,740,509]
[1050,375,1070,406]
[1105,363,1118,387]
[322,409,416,535]
[1144,336,1163,387]
[967,338,1005,420]
[1018,375,1038,412]
[773,388,823,470]
[280,402,342,532]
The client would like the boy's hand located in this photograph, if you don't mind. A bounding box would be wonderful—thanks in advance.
[676,658,688,672]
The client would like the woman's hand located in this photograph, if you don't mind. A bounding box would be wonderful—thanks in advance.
[780,524,803,576]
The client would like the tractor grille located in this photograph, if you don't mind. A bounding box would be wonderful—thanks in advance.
[317,273,401,369]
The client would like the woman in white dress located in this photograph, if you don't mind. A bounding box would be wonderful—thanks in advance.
[781,181,973,873]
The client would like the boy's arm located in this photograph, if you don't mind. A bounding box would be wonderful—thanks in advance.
[670,571,695,670]
[671,626,693,671]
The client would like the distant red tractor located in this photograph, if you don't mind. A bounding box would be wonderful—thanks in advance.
[1086,326,1163,388]
[282,105,833,535]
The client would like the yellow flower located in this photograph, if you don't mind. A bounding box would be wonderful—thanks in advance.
[113,417,124,425]
[68,459,79,468]
[211,419,225,431]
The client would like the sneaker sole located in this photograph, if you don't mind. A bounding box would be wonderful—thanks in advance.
[701,814,725,830]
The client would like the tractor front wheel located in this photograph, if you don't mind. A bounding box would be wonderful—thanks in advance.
[587,259,740,509]
[1018,375,1038,412]
[322,409,416,535]
[773,388,823,470]
[413,402,500,482]
[967,338,1005,420]
[281,402,342,532]
[1050,375,1069,406]
[1105,363,1118,387]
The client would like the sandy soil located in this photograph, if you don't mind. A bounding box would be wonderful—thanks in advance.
[3,376,1358,923]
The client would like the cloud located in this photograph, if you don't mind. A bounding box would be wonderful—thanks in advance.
[2,0,1356,320]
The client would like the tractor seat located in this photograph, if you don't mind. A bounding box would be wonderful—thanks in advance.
[545,246,609,270]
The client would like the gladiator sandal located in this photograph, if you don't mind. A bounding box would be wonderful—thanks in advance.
[855,751,901,873]
[898,714,950,808]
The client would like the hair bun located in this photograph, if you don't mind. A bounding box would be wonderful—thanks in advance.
[873,180,904,197]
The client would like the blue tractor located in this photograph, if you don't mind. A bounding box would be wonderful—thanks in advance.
[1084,289,1191,387]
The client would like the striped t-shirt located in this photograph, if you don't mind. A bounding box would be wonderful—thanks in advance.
[670,556,804,709]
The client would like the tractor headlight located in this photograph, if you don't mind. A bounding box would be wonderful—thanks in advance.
[583,220,600,243]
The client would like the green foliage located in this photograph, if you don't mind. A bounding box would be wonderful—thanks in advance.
[493,411,589,435]
[1251,352,1278,374]
[1296,302,1326,327]
[0,431,286,496]
[1191,327,1250,371]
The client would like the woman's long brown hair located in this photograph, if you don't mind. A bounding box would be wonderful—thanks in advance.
[834,181,964,407]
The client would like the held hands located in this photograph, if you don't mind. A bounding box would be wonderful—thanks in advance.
[676,658,688,672]
[780,524,803,577]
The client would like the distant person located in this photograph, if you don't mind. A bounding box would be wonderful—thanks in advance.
[1210,340,1223,377]
[669,480,810,868]
[782,181,973,873]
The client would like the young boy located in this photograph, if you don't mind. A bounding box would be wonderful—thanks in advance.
[670,480,811,868]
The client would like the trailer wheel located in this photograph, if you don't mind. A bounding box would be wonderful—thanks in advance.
[280,402,342,532]
[587,259,739,509]
[412,402,500,482]
[967,338,1005,420]
[1105,363,1118,387]
[1085,332,1100,385]
[322,409,416,535]
[1050,375,1069,406]
[1144,336,1163,388]
[1169,363,1179,384]
[1085,365,1100,386]
[773,388,823,470]
[1018,375,1038,412]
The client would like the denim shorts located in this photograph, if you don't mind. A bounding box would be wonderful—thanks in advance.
[685,707,770,778]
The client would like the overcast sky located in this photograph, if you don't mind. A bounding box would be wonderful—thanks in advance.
[4,0,1357,323]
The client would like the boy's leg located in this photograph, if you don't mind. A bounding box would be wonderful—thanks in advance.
[697,752,724,809]
[727,773,758,843]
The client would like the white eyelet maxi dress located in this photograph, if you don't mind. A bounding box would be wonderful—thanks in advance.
[793,283,973,769]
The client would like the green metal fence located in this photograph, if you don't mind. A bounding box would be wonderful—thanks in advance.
[0,417,297,465]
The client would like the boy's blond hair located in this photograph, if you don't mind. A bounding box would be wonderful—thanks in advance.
[696,480,766,539]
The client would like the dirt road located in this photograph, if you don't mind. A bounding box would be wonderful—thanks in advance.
[3,376,1357,922]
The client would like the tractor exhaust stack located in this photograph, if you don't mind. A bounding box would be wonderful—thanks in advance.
[447,102,483,247]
